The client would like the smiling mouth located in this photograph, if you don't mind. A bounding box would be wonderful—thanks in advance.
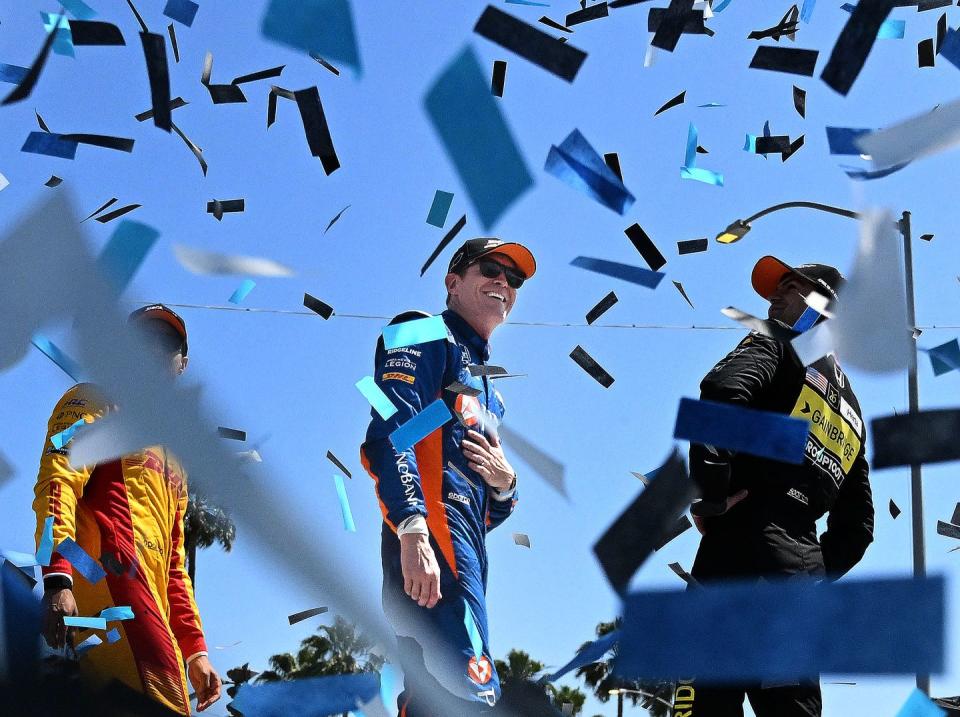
[485,292,506,303]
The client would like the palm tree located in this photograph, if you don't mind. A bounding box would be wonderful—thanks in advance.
[183,491,236,587]
[495,649,547,691]
[224,663,258,716]
[257,615,385,683]
[550,684,587,715]
[575,620,674,717]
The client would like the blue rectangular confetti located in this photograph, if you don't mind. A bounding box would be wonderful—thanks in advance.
[51,418,86,450]
[75,633,103,656]
[390,399,452,452]
[42,13,75,58]
[922,338,960,376]
[232,673,379,716]
[32,335,83,382]
[681,123,723,186]
[426,190,455,228]
[826,126,873,155]
[673,397,809,464]
[96,221,161,296]
[22,132,79,160]
[56,537,106,584]
[616,576,945,682]
[63,616,107,630]
[261,0,361,73]
[545,129,635,215]
[98,606,134,621]
[355,376,398,420]
[896,689,946,717]
[424,46,533,230]
[333,475,356,532]
[106,627,121,643]
[36,516,54,566]
[60,0,98,20]
[570,256,665,289]
[939,28,960,70]
[800,0,816,22]
[228,279,257,304]
[0,64,29,85]
[163,0,199,27]
[382,314,448,350]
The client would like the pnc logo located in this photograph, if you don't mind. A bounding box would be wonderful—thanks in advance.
[468,656,493,685]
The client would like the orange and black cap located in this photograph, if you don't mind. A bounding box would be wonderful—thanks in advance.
[128,304,188,355]
[447,238,537,280]
[752,255,844,303]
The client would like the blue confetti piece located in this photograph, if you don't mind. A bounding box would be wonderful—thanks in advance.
[106,627,121,643]
[163,0,199,27]
[791,306,820,333]
[425,46,533,230]
[333,475,356,532]
[60,0,98,20]
[228,279,257,305]
[544,129,635,215]
[63,616,107,630]
[96,221,161,296]
[463,600,484,660]
[233,673,379,715]
[713,0,733,10]
[2,550,39,568]
[31,335,83,382]
[616,576,944,681]
[426,190,454,228]
[389,399,452,452]
[261,0,362,73]
[21,132,79,160]
[842,161,909,180]
[51,418,86,450]
[506,0,551,6]
[74,633,102,656]
[826,126,873,155]
[379,664,401,711]
[683,123,697,167]
[673,397,809,464]
[0,63,29,85]
[1,561,41,679]
[382,315,448,350]
[680,166,724,186]
[542,630,619,683]
[56,537,106,584]
[36,516,54,567]
[743,134,757,152]
[938,27,960,69]
[697,102,726,108]
[355,376,398,420]
[896,689,947,717]
[800,0,816,23]
[98,605,134,621]
[921,338,960,376]
[840,4,904,40]
[570,256,665,289]
[41,13,75,58]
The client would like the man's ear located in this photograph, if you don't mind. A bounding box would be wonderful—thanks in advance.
[445,272,459,296]
[179,355,189,375]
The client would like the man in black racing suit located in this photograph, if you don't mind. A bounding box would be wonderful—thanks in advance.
[679,256,874,717]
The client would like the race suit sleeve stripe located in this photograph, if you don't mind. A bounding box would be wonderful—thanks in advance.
[417,428,459,578]
[33,384,103,578]
[361,317,447,530]
[166,483,207,659]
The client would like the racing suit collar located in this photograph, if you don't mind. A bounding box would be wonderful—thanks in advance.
[443,309,491,362]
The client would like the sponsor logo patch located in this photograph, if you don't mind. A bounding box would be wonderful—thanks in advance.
[791,385,861,475]
[448,491,471,506]
[382,372,415,384]
[786,487,809,505]
[468,656,493,685]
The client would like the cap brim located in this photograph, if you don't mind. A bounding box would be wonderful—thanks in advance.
[135,309,187,342]
[478,243,537,279]
[751,255,795,300]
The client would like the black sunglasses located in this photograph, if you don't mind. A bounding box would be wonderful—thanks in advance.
[474,259,525,289]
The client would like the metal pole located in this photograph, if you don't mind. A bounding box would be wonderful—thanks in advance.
[617,691,624,717]
[900,210,929,695]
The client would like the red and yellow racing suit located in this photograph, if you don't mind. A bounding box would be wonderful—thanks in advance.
[33,383,207,715]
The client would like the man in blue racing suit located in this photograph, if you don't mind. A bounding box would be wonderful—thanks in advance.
[361,237,537,716]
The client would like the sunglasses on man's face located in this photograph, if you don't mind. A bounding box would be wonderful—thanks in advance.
[474,259,525,289]
[143,329,184,355]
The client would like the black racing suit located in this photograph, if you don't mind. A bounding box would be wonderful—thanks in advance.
[681,323,874,717]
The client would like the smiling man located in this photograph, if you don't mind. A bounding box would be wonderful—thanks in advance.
[361,238,536,715]
[681,257,874,717]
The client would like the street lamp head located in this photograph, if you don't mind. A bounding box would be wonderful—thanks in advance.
[717,219,751,244]
[608,688,621,695]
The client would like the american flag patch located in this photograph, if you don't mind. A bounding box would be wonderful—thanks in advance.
[806,366,829,394]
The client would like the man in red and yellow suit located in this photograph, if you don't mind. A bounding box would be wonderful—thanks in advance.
[32,304,221,714]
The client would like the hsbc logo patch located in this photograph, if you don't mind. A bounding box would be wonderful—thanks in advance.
[468,656,493,685]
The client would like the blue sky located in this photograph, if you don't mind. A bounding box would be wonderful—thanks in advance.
[3,1,960,715]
